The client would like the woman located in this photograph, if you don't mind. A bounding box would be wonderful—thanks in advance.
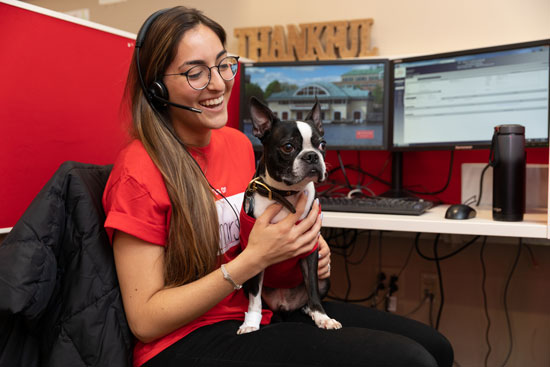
[103,6,453,367]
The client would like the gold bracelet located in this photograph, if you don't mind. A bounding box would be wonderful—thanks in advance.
[220,264,242,290]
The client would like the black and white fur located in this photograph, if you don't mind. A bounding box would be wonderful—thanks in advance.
[238,97,341,334]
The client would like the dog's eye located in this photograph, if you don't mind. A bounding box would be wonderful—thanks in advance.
[281,143,295,153]
[319,140,327,151]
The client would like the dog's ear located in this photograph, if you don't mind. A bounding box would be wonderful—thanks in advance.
[249,97,274,140]
[305,97,324,136]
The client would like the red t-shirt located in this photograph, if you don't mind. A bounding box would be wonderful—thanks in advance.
[102,127,272,367]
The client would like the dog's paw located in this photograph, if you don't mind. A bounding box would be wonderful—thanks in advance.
[237,324,260,334]
[303,306,342,330]
[318,317,342,330]
[237,311,263,334]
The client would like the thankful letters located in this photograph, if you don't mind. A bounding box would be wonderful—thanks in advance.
[234,19,378,61]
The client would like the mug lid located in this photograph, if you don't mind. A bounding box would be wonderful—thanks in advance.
[495,124,525,134]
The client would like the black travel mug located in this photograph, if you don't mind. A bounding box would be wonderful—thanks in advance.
[491,124,526,221]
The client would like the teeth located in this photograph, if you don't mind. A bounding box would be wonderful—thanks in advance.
[201,96,224,107]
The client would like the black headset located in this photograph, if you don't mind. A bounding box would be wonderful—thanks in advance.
[135,8,202,114]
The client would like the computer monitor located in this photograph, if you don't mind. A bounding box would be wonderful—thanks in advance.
[239,59,390,150]
[386,39,549,198]
[391,39,550,151]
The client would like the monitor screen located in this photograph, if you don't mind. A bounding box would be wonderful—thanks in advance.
[391,39,550,150]
[239,59,390,150]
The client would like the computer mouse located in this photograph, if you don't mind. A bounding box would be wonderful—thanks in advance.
[445,204,477,220]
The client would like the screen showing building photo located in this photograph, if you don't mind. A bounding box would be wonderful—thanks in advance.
[240,60,389,150]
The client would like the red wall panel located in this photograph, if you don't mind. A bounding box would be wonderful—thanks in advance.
[0,2,134,228]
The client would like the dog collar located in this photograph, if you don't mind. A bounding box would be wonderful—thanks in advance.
[245,177,299,213]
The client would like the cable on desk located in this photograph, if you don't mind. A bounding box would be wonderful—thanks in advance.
[433,234,444,330]
[336,150,353,189]
[323,150,393,194]
[324,165,390,188]
[476,163,492,207]
[355,150,362,188]
[316,182,347,198]
[359,151,392,190]
[463,195,477,207]
[403,292,430,317]
[480,237,492,367]
[414,233,445,329]
[326,230,415,307]
[324,227,366,301]
[407,150,454,196]
[323,228,373,302]
[326,282,379,303]
[344,231,372,266]
[317,151,393,200]
[398,242,415,278]
[373,231,386,308]
[428,292,435,328]
[500,238,523,367]
[415,233,481,261]
[414,233,483,330]
[524,244,539,269]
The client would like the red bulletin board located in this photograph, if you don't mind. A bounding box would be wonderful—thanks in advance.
[0,1,136,229]
[0,1,243,230]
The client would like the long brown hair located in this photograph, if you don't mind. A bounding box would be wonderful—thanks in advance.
[124,7,226,286]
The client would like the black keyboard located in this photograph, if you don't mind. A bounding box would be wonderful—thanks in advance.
[319,196,435,216]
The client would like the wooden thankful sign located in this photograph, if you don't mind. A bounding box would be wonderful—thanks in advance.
[234,19,378,62]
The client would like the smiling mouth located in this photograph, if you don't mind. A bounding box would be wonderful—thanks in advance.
[200,95,224,108]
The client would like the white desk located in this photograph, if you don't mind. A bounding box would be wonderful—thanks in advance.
[2,209,547,238]
[322,205,548,239]
[0,227,12,235]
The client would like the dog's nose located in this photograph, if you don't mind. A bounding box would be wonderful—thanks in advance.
[302,152,319,164]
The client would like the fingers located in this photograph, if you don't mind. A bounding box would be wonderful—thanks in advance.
[318,264,331,279]
[292,210,322,258]
[317,235,331,279]
[288,197,321,258]
[289,196,320,233]
[248,194,323,267]
[318,235,330,258]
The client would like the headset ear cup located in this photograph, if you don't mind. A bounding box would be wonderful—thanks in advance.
[149,80,169,109]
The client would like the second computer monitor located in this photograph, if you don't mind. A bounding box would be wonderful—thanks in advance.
[240,59,391,150]
[391,39,550,150]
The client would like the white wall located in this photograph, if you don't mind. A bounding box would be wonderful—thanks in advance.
[24,0,550,58]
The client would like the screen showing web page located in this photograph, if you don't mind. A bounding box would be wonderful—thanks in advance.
[392,44,549,148]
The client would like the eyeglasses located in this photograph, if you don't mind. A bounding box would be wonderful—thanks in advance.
[164,56,240,90]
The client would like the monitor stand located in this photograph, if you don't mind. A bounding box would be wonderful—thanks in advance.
[380,152,417,199]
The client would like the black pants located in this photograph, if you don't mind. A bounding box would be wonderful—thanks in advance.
[144,301,453,367]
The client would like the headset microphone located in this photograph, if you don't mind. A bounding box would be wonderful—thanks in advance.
[149,92,203,113]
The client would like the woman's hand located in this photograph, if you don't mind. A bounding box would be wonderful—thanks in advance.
[244,193,322,269]
[317,235,332,279]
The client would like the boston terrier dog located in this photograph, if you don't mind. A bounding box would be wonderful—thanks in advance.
[237,96,342,334]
